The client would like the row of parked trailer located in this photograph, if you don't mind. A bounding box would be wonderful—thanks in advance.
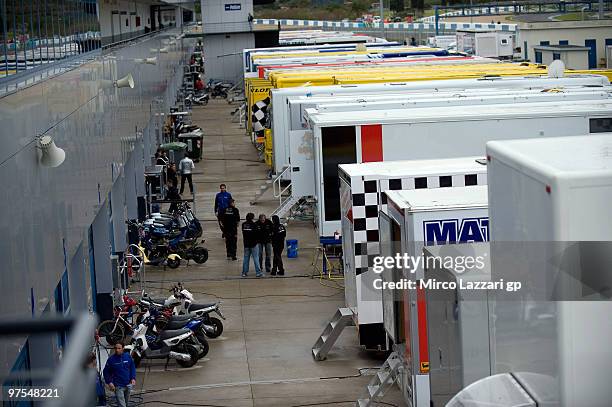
[240,37,612,406]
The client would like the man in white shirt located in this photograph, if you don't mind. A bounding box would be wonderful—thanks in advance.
[179,154,195,195]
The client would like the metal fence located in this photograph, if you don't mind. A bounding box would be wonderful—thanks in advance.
[0,0,100,79]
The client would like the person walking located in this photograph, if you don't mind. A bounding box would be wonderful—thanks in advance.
[103,342,136,407]
[241,213,262,277]
[257,214,274,274]
[222,199,240,260]
[271,215,286,276]
[179,154,195,195]
[214,184,233,237]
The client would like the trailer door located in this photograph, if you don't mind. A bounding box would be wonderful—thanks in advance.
[321,126,357,225]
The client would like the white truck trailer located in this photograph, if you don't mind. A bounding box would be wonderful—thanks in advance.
[287,86,611,134]
[305,100,612,238]
[365,186,489,407]
[458,133,612,407]
[270,74,611,175]
[329,157,488,354]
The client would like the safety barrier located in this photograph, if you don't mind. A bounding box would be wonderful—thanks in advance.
[253,18,516,32]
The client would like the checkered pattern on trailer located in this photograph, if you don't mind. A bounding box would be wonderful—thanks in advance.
[351,173,487,275]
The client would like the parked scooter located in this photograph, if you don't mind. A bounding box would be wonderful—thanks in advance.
[170,283,224,338]
[139,294,217,339]
[185,91,209,106]
[125,312,203,368]
[147,307,210,358]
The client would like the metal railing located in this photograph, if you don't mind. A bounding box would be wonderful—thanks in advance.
[272,165,293,213]
[0,313,98,407]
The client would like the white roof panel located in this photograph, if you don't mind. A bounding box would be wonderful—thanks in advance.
[386,185,489,212]
[306,99,612,127]
[339,156,486,178]
[487,133,612,177]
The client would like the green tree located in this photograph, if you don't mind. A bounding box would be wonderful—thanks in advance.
[391,0,405,12]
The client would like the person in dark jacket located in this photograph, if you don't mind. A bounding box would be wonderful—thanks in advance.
[271,215,286,276]
[222,199,240,260]
[242,213,262,277]
[103,342,136,407]
[166,182,181,213]
[167,162,178,188]
[257,214,274,273]
[214,184,233,236]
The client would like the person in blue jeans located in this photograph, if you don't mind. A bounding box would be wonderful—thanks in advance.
[241,212,262,277]
[103,342,136,407]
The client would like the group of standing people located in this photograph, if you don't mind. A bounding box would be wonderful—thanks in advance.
[214,185,287,277]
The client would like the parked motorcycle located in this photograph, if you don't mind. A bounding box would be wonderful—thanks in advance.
[170,283,224,338]
[147,307,210,358]
[141,285,224,338]
[125,313,202,368]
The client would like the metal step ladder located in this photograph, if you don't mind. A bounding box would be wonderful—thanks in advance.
[271,193,302,220]
[312,307,354,361]
[356,352,403,407]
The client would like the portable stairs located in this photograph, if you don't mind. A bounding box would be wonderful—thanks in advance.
[312,307,354,361]
[356,352,403,407]
[250,165,310,221]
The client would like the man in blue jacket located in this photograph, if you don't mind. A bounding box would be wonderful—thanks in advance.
[214,184,233,237]
[103,342,136,407]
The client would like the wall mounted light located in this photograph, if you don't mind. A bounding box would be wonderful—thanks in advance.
[115,73,135,88]
[159,47,169,54]
[38,136,66,168]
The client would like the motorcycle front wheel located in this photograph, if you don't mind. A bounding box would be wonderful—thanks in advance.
[167,257,181,269]
[206,317,224,338]
[192,247,209,264]
[176,344,200,368]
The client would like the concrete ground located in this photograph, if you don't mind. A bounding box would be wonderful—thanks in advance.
[133,99,404,406]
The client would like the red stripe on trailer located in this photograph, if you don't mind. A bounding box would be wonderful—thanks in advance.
[361,124,383,162]
[417,284,429,373]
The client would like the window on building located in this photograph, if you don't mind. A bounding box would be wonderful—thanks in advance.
[535,51,542,63]
[414,177,427,189]
[590,118,612,133]
[559,40,569,45]
[540,41,550,46]
[439,176,452,188]
[553,53,561,60]
[465,174,478,186]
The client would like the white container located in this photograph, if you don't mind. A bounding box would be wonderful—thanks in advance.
[307,99,612,238]
[486,134,612,406]
[380,186,489,407]
[271,74,610,174]
[474,32,515,58]
[338,157,488,350]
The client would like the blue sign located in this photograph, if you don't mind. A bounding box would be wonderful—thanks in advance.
[423,217,489,245]
[225,3,242,11]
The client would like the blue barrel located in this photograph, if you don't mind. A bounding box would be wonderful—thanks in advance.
[286,239,298,258]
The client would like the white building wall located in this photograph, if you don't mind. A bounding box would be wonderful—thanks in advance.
[201,0,254,33]
[204,32,255,82]
[99,0,156,43]
[518,21,612,67]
